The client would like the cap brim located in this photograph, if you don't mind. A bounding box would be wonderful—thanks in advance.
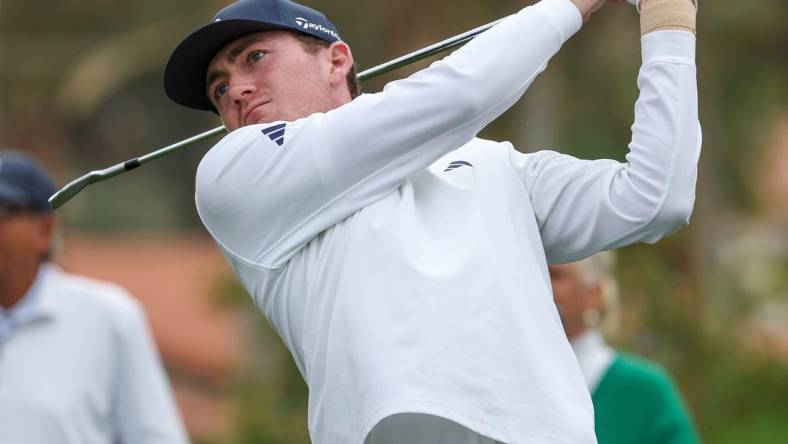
[164,19,296,112]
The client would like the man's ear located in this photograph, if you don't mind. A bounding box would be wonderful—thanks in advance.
[586,282,606,316]
[34,214,55,257]
[327,41,353,87]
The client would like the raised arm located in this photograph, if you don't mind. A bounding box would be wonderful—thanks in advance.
[513,0,700,263]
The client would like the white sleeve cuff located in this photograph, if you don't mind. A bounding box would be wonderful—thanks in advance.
[642,30,696,65]
[532,0,584,45]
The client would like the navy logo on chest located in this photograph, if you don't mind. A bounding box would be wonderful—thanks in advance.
[261,123,287,146]
[444,160,474,172]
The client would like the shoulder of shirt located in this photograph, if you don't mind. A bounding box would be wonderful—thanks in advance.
[196,120,307,184]
[451,137,514,158]
[464,136,508,149]
[214,119,311,152]
[198,123,282,168]
[49,266,144,321]
[449,137,536,170]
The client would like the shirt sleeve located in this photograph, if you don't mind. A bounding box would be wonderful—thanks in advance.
[111,296,190,444]
[195,0,583,267]
[510,30,701,263]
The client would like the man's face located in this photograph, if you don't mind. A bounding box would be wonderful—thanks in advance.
[0,204,53,279]
[206,31,345,131]
[548,263,602,340]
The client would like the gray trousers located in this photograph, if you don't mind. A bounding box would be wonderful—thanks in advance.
[365,413,504,444]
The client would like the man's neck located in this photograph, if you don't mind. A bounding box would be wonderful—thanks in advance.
[0,262,42,310]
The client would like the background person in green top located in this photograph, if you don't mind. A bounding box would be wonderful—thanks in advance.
[549,252,700,444]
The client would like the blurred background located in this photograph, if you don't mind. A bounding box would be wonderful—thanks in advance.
[1,0,786,442]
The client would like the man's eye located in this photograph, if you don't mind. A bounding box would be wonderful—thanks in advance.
[249,50,265,64]
[215,83,229,98]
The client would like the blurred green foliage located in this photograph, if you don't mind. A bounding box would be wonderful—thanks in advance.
[3,0,787,442]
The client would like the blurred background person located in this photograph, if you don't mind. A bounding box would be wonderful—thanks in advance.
[549,251,700,444]
[0,151,189,444]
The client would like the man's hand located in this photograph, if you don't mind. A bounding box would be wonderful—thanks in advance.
[570,0,625,22]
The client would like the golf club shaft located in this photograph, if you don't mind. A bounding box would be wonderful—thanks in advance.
[355,18,502,81]
[49,18,502,209]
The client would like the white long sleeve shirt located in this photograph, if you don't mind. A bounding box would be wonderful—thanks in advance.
[195,0,701,442]
[0,265,189,444]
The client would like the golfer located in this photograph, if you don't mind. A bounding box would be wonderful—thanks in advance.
[164,0,700,442]
[0,152,188,444]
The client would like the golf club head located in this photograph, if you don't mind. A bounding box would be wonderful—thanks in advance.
[49,172,99,209]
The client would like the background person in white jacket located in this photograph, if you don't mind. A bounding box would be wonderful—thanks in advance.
[0,151,189,444]
[163,0,700,442]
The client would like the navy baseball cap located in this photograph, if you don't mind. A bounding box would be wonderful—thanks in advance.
[164,0,341,112]
[0,151,55,213]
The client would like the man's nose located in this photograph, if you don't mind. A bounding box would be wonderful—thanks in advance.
[228,81,256,104]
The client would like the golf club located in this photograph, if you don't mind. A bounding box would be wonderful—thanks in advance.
[49,17,503,209]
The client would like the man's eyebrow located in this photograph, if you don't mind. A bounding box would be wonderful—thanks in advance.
[227,33,272,64]
[206,69,227,89]
[228,37,256,61]
[206,36,266,87]
[205,37,258,86]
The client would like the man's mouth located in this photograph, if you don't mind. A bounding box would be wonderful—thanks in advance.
[243,101,271,125]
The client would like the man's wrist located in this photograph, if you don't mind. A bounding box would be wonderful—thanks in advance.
[640,0,697,35]
[540,0,584,43]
